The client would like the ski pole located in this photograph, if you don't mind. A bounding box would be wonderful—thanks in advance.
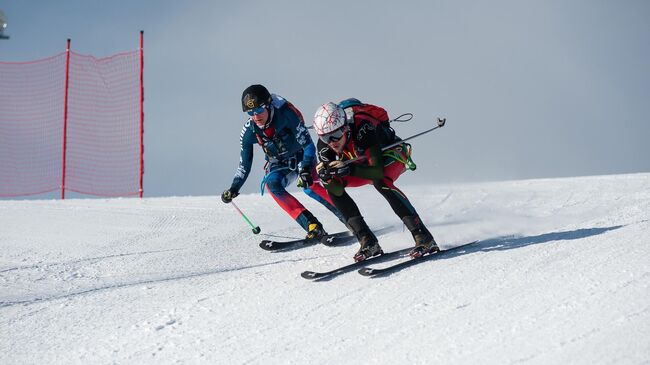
[230,200,261,234]
[344,117,446,165]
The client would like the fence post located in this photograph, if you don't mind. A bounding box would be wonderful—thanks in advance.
[139,30,144,198]
[61,38,71,200]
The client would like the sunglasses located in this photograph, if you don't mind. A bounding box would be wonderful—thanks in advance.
[246,105,267,116]
[319,127,346,144]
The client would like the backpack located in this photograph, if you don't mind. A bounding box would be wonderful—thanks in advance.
[339,98,418,171]
[338,98,389,126]
[339,98,396,145]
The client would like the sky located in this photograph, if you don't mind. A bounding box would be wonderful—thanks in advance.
[1,0,649,198]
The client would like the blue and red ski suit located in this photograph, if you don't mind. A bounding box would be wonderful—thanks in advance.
[229,95,343,231]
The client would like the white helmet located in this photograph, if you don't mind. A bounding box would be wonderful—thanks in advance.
[313,102,346,135]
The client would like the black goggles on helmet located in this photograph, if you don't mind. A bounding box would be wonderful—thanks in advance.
[319,127,346,144]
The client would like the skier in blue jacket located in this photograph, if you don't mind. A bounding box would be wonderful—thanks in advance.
[221,84,343,240]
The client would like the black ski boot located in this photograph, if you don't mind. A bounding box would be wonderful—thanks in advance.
[299,210,328,242]
[347,216,383,262]
[402,215,439,258]
[306,221,327,241]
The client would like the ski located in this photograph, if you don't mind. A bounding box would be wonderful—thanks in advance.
[358,240,480,277]
[259,225,398,252]
[300,247,413,280]
[259,231,353,251]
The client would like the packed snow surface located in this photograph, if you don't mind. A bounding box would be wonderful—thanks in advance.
[1,173,649,364]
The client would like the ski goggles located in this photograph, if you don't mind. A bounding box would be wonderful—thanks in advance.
[246,105,267,116]
[319,127,346,144]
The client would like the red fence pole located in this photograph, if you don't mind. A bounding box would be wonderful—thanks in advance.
[61,38,71,200]
[139,30,144,198]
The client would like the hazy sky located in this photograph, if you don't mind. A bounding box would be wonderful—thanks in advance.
[1,0,649,198]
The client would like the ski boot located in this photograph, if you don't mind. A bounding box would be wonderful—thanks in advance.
[306,221,327,241]
[403,215,439,258]
[298,210,328,243]
[347,216,383,262]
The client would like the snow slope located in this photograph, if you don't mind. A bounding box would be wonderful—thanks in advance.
[1,173,649,364]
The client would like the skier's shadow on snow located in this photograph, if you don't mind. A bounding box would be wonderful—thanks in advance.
[455,225,624,256]
[364,226,626,278]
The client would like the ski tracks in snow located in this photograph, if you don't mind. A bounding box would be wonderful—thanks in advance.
[0,255,309,308]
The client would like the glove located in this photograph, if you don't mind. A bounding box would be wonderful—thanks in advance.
[297,166,313,188]
[316,162,331,182]
[221,188,239,203]
[318,161,351,182]
[316,162,326,174]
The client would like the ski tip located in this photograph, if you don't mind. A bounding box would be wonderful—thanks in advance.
[258,240,276,251]
[301,271,318,279]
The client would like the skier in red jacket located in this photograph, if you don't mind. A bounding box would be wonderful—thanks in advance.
[313,100,438,261]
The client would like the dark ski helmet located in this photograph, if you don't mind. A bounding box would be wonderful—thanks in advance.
[241,84,271,112]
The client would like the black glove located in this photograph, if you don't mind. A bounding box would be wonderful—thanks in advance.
[297,166,313,188]
[221,188,239,203]
[318,161,351,182]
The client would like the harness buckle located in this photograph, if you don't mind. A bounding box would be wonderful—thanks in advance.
[286,157,297,171]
